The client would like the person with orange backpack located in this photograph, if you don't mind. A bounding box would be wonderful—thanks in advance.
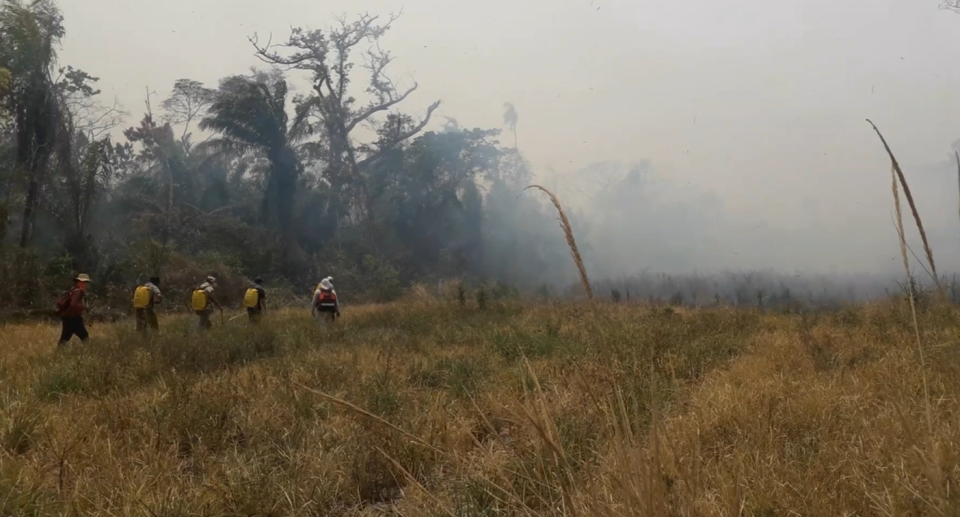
[311,276,340,324]
[56,274,91,349]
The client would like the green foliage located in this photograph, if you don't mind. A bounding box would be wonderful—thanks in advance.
[198,71,306,258]
[0,7,583,312]
[491,326,570,362]
[323,253,402,303]
[411,355,490,398]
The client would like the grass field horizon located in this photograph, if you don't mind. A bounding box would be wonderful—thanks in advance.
[2,293,959,516]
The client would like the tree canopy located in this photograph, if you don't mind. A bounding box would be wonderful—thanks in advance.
[0,4,577,307]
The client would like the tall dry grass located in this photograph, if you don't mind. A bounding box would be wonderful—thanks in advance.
[869,119,954,515]
[526,184,593,300]
[868,119,938,285]
[2,296,960,515]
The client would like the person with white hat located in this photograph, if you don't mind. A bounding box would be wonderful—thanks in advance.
[311,276,340,324]
[56,273,91,348]
[192,276,223,330]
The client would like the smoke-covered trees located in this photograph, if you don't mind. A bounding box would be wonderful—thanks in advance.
[199,71,310,267]
[160,79,215,151]
[0,0,65,247]
[249,14,441,225]
[0,6,577,306]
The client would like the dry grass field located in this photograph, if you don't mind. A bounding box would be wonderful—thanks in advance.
[2,294,960,516]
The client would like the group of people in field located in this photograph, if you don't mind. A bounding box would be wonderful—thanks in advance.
[54,273,341,348]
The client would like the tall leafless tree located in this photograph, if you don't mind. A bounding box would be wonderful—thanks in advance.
[248,12,441,220]
[160,78,215,151]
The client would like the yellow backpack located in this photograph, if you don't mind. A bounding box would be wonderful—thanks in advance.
[132,285,151,309]
[191,288,208,311]
[243,288,259,309]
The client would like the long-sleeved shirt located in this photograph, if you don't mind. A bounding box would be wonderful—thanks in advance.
[252,284,266,311]
[198,282,218,312]
[61,288,86,318]
[143,282,162,308]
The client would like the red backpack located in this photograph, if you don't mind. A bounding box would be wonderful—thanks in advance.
[56,288,78,316]
[316,289,337,311]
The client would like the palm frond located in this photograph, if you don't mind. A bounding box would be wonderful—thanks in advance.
[195,137,257,158]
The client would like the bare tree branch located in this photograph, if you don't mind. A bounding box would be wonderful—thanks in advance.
[250,30,324,70]
[357,99,441,169]
[160,79,215,147]
[246,12,441,222]
[74,99,125,141]
[345,83,418,134]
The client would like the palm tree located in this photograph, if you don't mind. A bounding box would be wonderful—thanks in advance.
[199,71,310,253]
[502,102,518,149]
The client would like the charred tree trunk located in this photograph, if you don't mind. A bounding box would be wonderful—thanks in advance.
[16,75,58,249]
[19,153,50,248]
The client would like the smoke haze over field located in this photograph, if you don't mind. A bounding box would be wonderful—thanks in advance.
[58,0,960,280]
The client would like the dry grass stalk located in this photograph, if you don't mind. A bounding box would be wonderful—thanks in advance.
[956,151,960,257]
[867,119,939,287]
[518,358,579,516]
[294,382,443,454]
[374,446,458,517]
[889,154,937,495]
[525,184,593,300]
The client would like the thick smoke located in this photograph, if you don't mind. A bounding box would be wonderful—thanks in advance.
[505,153,960,303]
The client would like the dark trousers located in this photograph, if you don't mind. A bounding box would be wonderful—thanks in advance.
[314,307,338,325]
[197,310,213,330]
[59,317,88,346]
[136,308,159,333]
[247,308,262,323]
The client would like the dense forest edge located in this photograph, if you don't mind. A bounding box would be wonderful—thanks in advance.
[2,0,950,319]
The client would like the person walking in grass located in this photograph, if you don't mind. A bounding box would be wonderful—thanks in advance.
[133,276,162,335]
[56,274,91,349]
[192,276,222,331]
[311,276,340,325]
[243,277,267,324]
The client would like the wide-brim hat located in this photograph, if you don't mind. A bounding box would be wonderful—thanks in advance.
[74,273,92,283]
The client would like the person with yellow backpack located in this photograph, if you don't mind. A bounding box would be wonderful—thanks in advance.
[132,276,162,334]
[242,277,267,323]
[191,276,222,331]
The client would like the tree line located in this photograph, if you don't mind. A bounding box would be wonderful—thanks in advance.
[0,1,578,309]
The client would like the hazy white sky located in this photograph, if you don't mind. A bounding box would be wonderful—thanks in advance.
[58,0,960,274]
